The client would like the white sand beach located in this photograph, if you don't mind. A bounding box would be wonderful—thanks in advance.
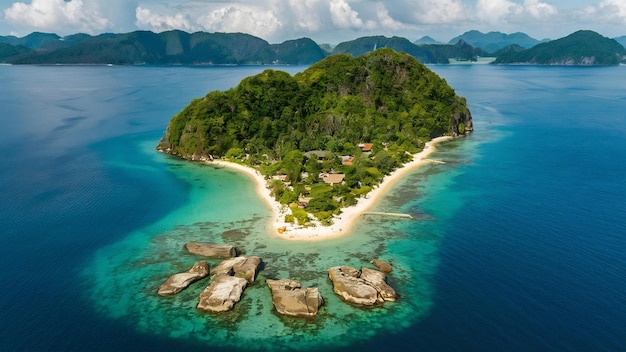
[210,136,452,241]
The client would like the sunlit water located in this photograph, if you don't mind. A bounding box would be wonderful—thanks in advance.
[1,64,625,351]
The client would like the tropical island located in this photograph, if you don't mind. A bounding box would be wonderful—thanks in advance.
[493,30,626,65]
[157,48,472,239]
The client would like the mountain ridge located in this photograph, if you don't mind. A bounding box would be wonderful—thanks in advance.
[1,29,624,66]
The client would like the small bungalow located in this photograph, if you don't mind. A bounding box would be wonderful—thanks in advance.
[358,143,374,153]
[320,173,346,185]
[340,155,355,166]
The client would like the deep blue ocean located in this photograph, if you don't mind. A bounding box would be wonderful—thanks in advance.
[0,63,625,352]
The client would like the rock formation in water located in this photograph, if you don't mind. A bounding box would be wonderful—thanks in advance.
[328,266,397,305]
[197,274,248,313]
[211,256,262,283]
[360,267,397,302]
[266,279,324,318]
[232,256,263,283]
[371,259,392,273]
[157,261,210,296]
[184,242,237,258]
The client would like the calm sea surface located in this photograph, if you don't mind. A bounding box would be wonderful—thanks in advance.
[0,64,624,351]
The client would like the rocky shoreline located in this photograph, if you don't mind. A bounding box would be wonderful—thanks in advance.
[156,242,397,318]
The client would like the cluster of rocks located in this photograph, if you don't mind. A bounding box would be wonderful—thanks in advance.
[158,243,263,313]
[157,242,396,317]
[265,279,324,318]
[198,255,263,312]
[327,265,396,306]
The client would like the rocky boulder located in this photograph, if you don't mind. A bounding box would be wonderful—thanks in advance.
[360,267,396,302]
[266,279,324,318]
[211,256,262,283]
[157,261,210,296]
[327,266,379,305]
[197,274,248,313]
[371,259,392,273]
[184,242,236,258]
[233,256,262,283]
[328,266,397,305]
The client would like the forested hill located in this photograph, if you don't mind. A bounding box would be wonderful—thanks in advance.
[158,48,471,162]
[494,30,626,65]
[157,49,471,224]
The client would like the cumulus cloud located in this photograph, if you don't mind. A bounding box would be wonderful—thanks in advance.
[196,5,282,39]
[329,0,378,29]
[476,0,521,23]
[375,2,405,30]
[135,6,195,33]
[287,0,324,32]
[413,0,469,25]
[3,0,112,34]
[523,0,558,19]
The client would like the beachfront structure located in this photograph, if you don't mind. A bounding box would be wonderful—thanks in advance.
[320,173,345,185]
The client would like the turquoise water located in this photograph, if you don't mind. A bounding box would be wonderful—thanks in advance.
[85,136,438,350]
[1,64,625,351]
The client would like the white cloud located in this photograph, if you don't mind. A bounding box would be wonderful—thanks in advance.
[375,2,405,30]
[196,5,282,39]
[413,0,469,25]
[523,0,558,19]
[476,0,521,23]
[3,0,111,34]
[287,0,324,32]
[135,6,194,33]
[329,0,375,30]
[476,0,559,24]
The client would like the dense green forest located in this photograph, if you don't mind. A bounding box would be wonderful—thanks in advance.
[157,49,472,225]
[494,30,626,65]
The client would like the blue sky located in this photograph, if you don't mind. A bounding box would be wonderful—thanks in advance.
[0,0,624,43]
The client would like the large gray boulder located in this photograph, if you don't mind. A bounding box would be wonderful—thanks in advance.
[157,261,210,296]
[197,274,248,312]
[184,242,236,258]
[327,266,379,305]
[360,267,396,302]
[266,279,324,318]
[211,256,262,283]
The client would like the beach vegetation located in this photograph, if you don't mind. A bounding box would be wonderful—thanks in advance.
[290,206,310,225]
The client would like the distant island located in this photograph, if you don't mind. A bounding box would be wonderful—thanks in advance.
[447,30,546,53]
[2,29,624,66]
[157,49,472,239]
[493,30,626,65]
